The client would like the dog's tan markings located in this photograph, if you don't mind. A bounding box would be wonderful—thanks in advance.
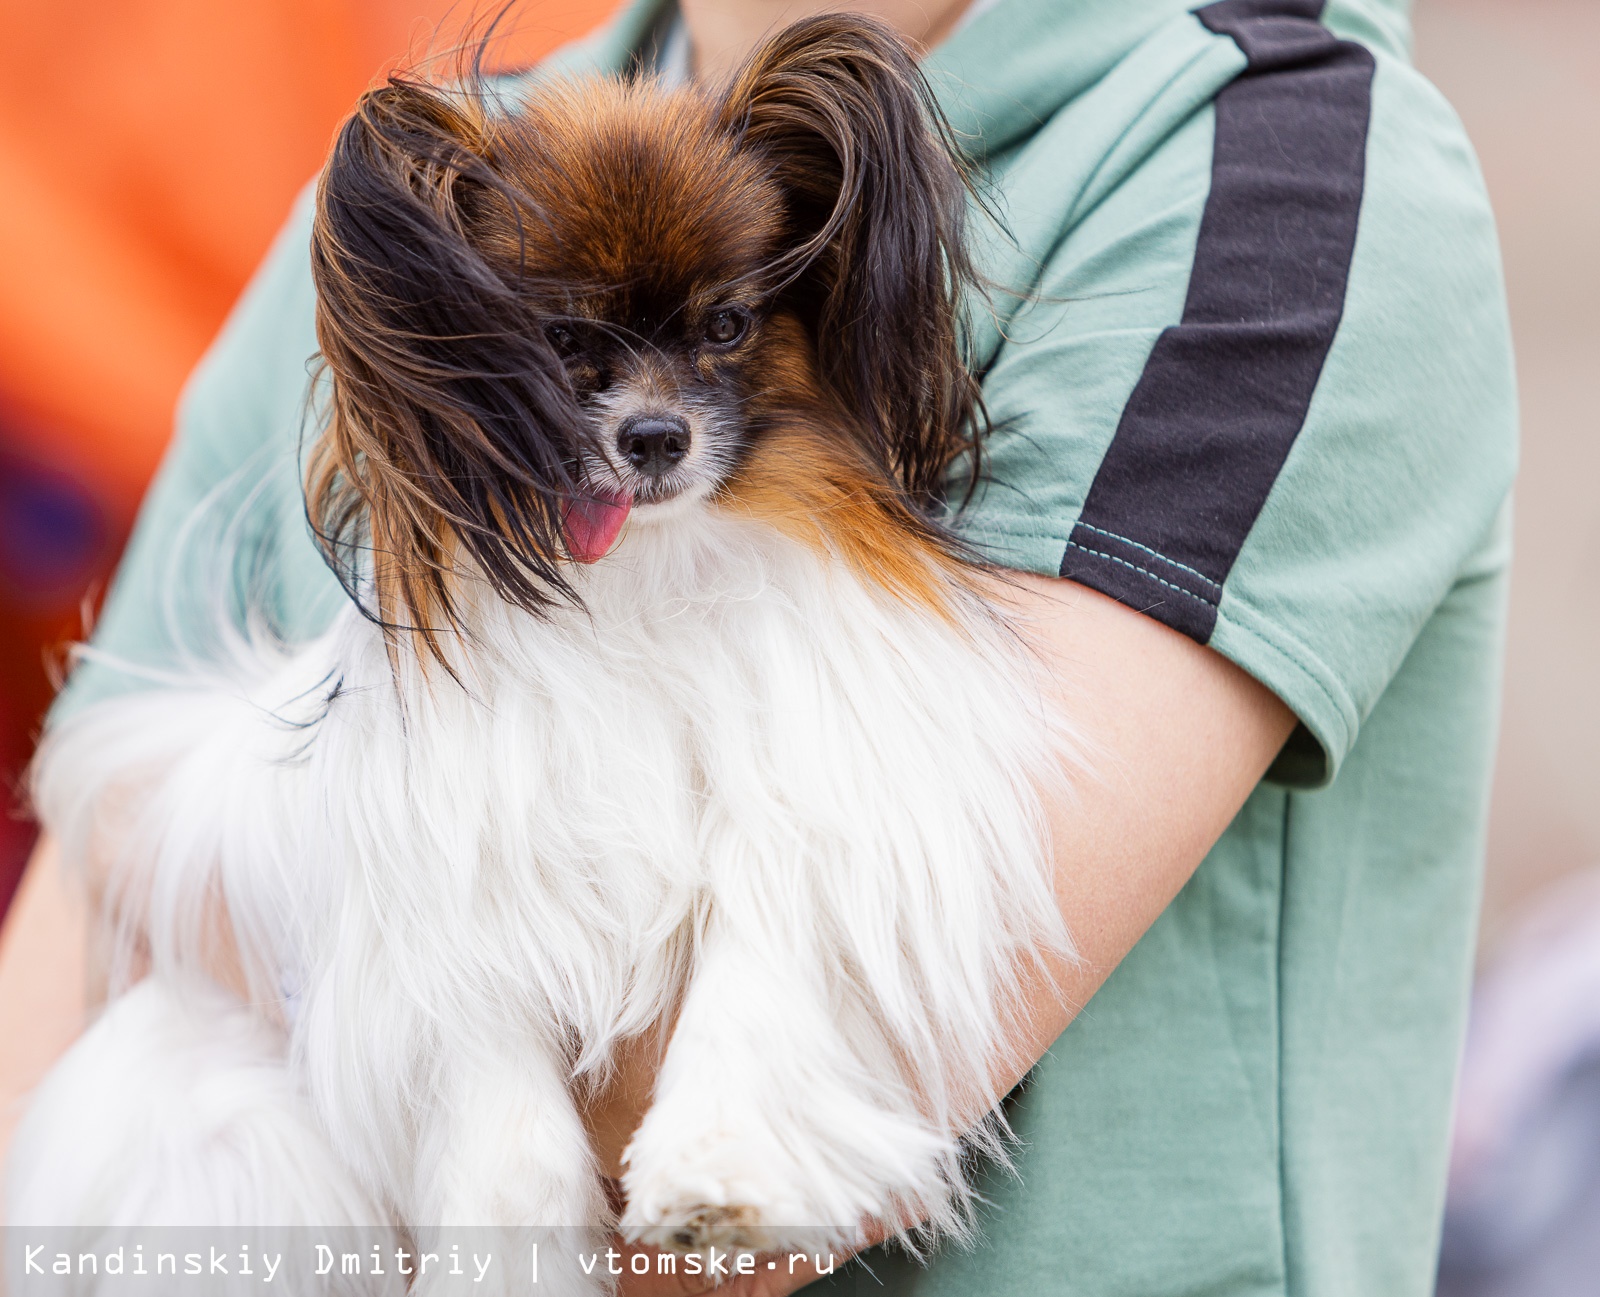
[723,422,976,621]
[721,313,978,620]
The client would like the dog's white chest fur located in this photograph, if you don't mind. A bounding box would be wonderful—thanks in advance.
[18,506,1069,1280]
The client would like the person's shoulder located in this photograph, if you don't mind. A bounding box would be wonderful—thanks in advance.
[1360,44,1506,286]
[1337,44,1515,444]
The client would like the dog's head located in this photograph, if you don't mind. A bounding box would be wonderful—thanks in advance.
[309,14,982,654]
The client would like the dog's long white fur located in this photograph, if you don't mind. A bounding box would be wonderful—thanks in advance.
[13,501,1073,1285]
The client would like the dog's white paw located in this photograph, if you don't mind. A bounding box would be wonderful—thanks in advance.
[626,1203,771,1254]
[620,1126,840,1254]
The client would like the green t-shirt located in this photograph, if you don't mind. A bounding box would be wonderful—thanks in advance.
[52,0,1514,1293]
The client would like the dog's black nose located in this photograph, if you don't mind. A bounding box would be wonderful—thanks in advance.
[617,416,690,478]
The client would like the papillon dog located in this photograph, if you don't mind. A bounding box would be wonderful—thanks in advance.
[11,15,1072,1293]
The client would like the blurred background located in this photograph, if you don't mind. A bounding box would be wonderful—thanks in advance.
[1423,0,1600,964]
[1414,5,1600,1292]
[0,0,1594,1287]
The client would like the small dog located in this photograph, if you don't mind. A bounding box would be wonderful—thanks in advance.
[11,14,1071,1291]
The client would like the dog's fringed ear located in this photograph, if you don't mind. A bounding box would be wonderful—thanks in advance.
[718,15,985,506]
[309,75,589,663]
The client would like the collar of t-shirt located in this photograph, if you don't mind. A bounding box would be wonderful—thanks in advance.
[654,0,1006,88]
[614,0,1411,165]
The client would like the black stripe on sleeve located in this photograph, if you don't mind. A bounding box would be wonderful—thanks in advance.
[1059,0,1375,642]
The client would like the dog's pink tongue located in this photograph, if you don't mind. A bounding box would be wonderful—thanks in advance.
[563,488,632,563]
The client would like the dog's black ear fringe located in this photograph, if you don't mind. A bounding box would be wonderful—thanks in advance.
[308,74,593,663]
[718,14,987,510]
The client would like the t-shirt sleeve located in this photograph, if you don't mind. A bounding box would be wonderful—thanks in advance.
[48,185,345,727]
[954,16,1516,787]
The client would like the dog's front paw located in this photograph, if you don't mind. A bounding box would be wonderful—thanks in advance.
[621,1126,809,1253]
[627,1202,769,1254]
[619,1096,949,1256]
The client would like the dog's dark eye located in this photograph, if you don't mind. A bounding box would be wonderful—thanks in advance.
[703,307,751,348]
[545,322,580,357]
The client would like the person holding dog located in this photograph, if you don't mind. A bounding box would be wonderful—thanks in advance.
[0,0,1511,1294]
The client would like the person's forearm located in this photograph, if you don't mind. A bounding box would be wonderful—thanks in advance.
[0,836,90,1207]
[981,572,1295,1095]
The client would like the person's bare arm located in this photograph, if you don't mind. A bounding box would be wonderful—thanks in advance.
[603,574,1297,1295]
[0,836,89,1209]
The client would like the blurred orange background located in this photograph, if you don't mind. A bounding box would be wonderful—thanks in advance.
[0,0,618,912]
